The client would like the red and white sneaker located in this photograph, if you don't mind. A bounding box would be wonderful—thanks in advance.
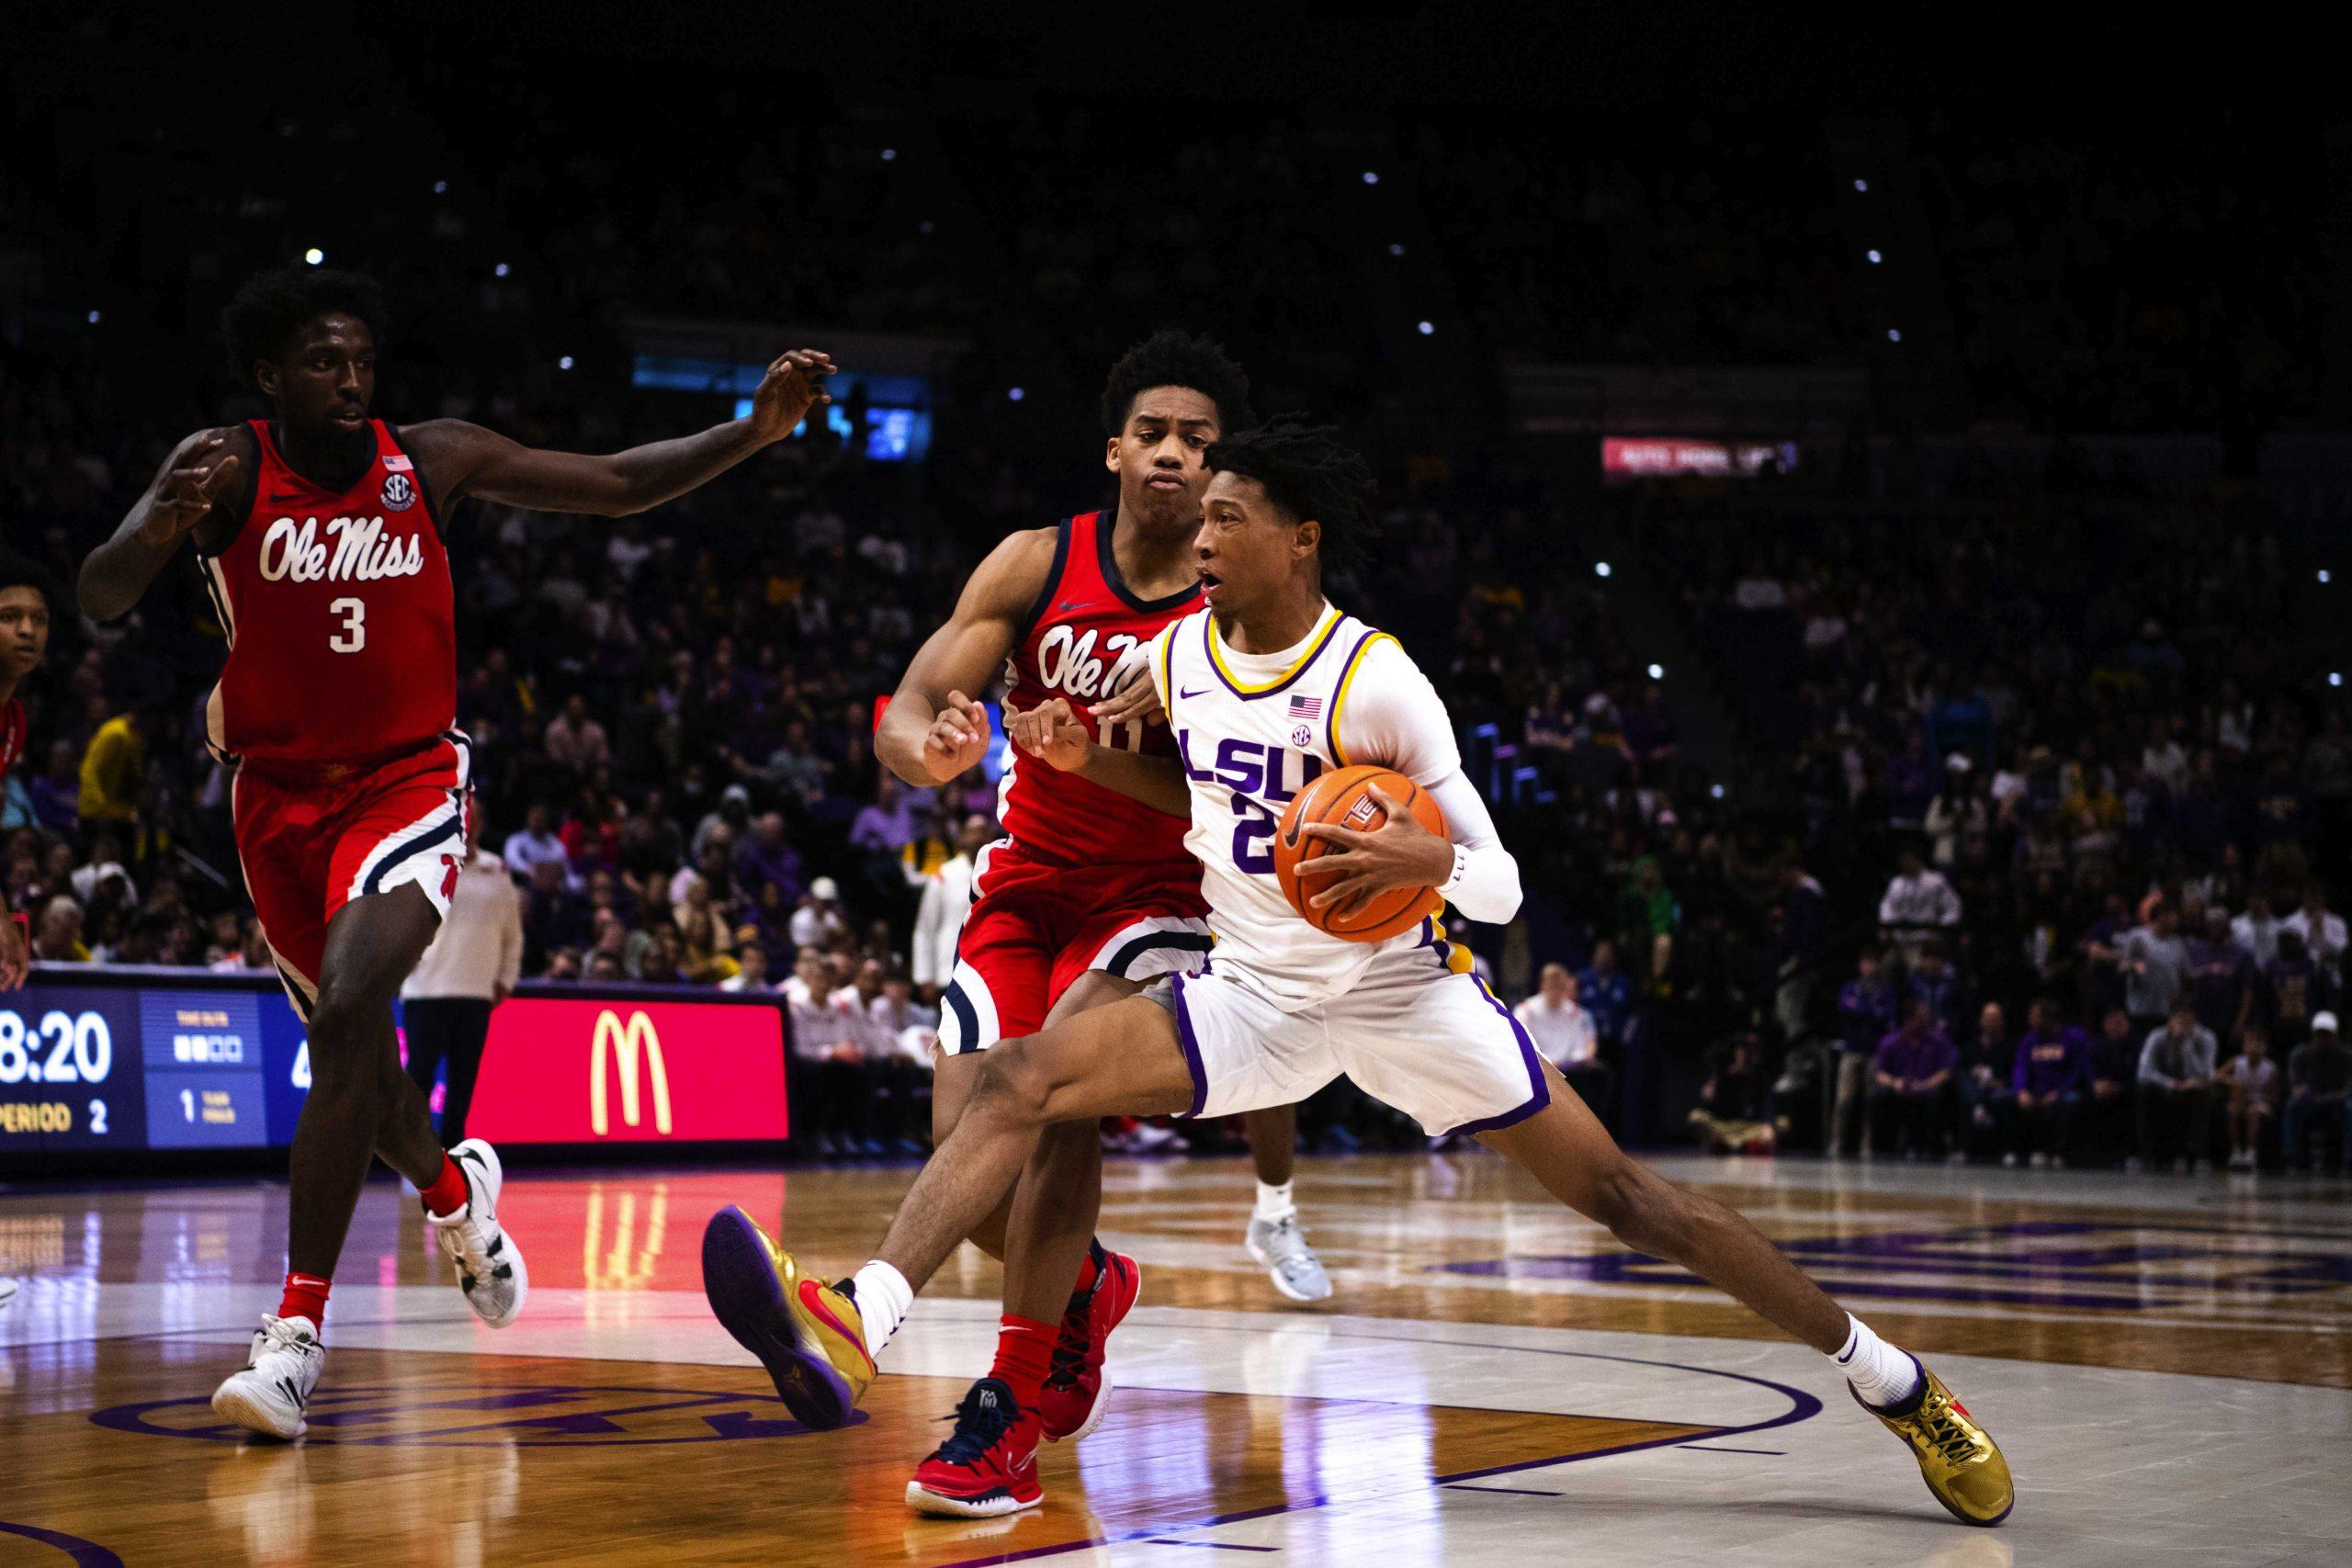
[1037,1248,1140,1444]
[906,1378,1042,1518]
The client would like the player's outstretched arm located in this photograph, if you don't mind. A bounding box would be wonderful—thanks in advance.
[1005,697,1191,818]
[79,428,246,621]
[407,349,834,517]
[875,527,1058,785]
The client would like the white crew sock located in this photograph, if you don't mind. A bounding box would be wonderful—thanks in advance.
[1254,1180,1296,1224]
[1834,1313,1924,1411]
[850,1260,913,1356]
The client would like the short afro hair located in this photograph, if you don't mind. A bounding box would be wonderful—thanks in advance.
[1204,416,1378,570]
[220,265,387,388]
[1100,329,1255,436]
[0,547,60,613]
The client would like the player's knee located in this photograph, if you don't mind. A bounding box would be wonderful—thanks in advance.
[971,1037,1057,1126]
[1590,1158,1679,1248]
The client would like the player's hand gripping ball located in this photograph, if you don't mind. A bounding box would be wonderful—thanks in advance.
[1273,764,1450,942]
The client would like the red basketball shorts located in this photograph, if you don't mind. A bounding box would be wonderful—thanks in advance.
[231,731,473,1015]
[938,837,1210,1055]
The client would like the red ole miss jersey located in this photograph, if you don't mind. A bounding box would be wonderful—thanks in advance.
[999,510,1200,869]
[198,420,458,766]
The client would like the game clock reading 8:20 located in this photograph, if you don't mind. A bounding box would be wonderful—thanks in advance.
[0,986,144,1149]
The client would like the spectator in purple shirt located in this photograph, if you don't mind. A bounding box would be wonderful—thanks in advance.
[733,812,804,935]
[1870,1001,1958,1157]
[2188,905,2256,1042]
[2010,997,2091,1166]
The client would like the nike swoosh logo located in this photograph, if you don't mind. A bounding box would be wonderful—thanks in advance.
[1179,687,1209,699]
[1056,599,1081,612]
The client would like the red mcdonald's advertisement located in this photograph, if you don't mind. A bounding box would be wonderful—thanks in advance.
[465,996,789,1145]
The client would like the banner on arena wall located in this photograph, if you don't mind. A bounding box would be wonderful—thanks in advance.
[1600,437,1800,482]
[0,973,788,1156]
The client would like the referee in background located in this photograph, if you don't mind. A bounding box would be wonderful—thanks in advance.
[401,807,525,1145]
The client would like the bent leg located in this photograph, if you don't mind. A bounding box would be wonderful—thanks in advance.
[996,969,1141,1322]
[1481,1061,1848,1352]
[877,995,1193,1294]
[287,885,445,1278]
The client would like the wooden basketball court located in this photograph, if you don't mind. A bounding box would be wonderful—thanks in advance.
[4,1153,2347,1564]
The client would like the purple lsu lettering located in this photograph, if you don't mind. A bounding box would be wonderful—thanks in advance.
[1177,730,1325,875]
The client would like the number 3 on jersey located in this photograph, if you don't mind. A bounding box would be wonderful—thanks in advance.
[329,596,365,652]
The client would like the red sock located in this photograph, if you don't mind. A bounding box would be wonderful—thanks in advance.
[418,1153,469,1218]
[1069,1240,1102,1299]
[277,1271,331,1330]
[989,1314,1058,1411]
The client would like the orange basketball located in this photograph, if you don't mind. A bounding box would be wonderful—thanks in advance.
[1273,764,1450,943]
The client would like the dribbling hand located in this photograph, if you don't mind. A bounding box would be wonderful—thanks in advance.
[747,349,837,444]
[141,433,242,545]
[1296,783,1452,914]
[921,689,991,783]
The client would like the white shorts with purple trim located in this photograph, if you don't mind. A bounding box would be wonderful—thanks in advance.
[1154,947,1550,1138]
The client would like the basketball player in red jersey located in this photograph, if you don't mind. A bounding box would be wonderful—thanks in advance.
[0,551,57,991]
[702,333,1327,1518]
[77,266,832,1438]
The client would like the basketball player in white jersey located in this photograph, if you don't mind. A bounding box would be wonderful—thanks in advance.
[707,420,2014,1528]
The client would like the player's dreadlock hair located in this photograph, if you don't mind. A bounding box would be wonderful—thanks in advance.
[1204,416,1379,570]
[220,265,388,389]
[0,547,60,613]
[1099,329,1256,436]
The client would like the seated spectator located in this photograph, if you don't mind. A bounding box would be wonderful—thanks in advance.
[867,965,939,1061]
[2221,1026,2282,1171]
[2283,886,2346,987]
[782,949,876,1157]
[1878,846,1962,962]
[1870,1002,1957,1158]
[31,896,87,962]
[1576,940,1634,1052]
[2011,998,2090,1167]
[1903,941,1970,1037]
[2135,1003,2217,1172]
[790,877,850,951]
[1959,1002,2018,1161]
[503,803,573,888]
[719,942,772,993]
[1688,1034,1774,1154]
[2188,906,2256,1043]
[2084,1006,2140,1163]
[1515,964,1611,1123]
[71,829,137,905]
[676,903,738,986]
[912,815,989,998]
[542,693,611,775]
[521,858,590,971]
[734,812,804,932]
[1831,948,1898,1157]
[2284,1011,2347,1174]
[2260,929,2331,1053]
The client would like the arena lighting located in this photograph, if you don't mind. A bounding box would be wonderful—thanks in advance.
[881,148,897,161]
[1008,387,1024,401]
[1417,321,1434,335]
[1363,171,1379,185]
[1646,662,1665,679]
[559,355,574,370]
[1711,784,1726,799]
[302,248,323,265]
[1594,561,1612,578]
[494,262,510,277]
[2322,569,2335,584]
[1868,249,1883,263]
[85,310,99,324]
[1388,243,1405,256]
[920,220,935,233]
[433,180,447,194]
[2332,672,2345,688]
[1887,328,1903,343]
[1854,178,1869,192]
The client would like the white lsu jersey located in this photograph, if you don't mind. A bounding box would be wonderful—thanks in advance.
[1153,602,1442,1011]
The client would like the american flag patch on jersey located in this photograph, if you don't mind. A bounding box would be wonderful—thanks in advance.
[382,454,413,473]
[1288,694,1324,720]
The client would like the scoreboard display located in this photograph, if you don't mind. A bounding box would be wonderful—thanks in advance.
[0,974,788,1160]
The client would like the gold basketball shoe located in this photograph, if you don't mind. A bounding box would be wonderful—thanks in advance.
[1858,1363,2014,1526]
[701,1205,875,1429]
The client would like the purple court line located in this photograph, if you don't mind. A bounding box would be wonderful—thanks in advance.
[1142,1540,1281,1552]
[0,1520,126,1567]
[934,1336,1824,1567]
[1442,1483,1564,1496]
[1678,1445,1786,1455]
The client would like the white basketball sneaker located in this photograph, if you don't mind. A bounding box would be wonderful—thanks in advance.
[211,1314,324,1439]
[1245,1213,1333,1303]
[426,1139,528,1327]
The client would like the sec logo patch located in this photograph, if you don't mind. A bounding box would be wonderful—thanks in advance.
[381,472,416,511]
